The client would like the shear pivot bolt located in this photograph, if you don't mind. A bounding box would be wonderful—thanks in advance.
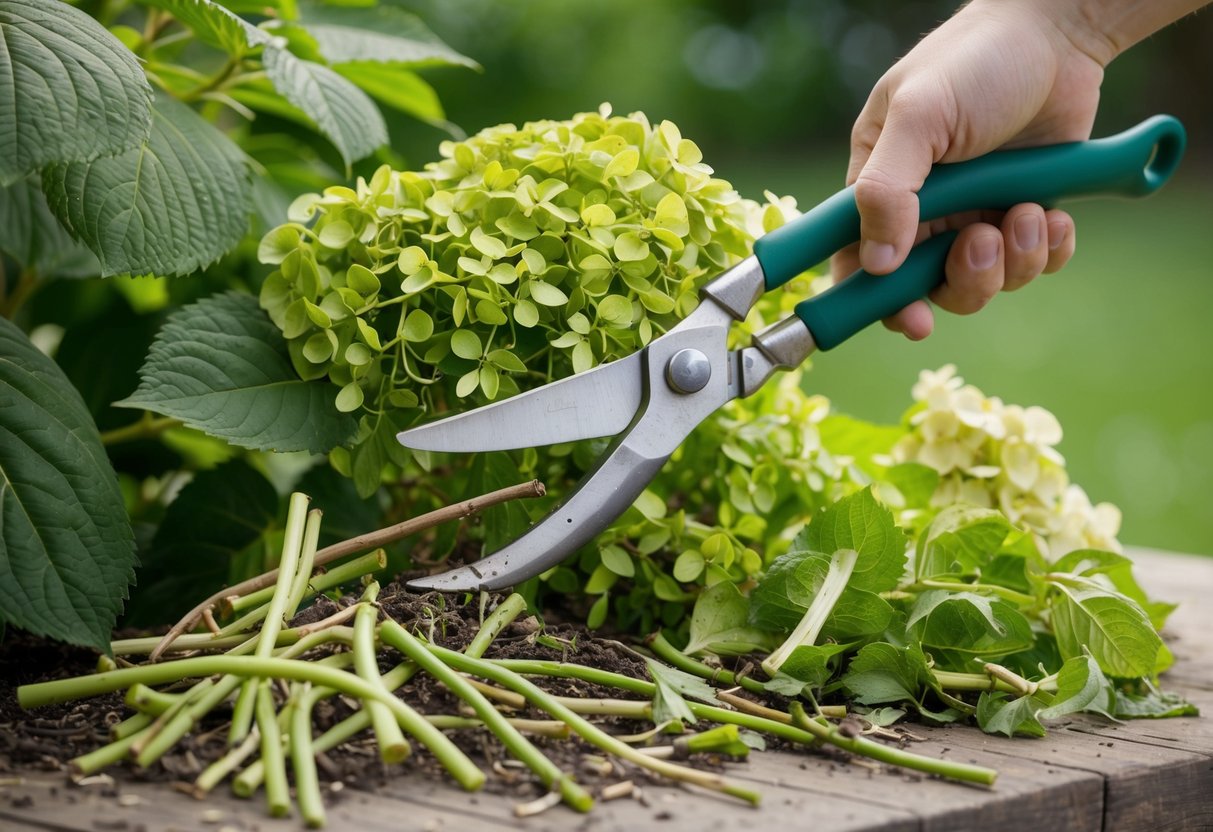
[666,348,712,394]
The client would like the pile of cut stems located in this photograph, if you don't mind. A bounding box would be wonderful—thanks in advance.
[18,486,998,827]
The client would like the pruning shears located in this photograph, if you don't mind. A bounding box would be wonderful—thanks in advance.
[398,115,1186,593]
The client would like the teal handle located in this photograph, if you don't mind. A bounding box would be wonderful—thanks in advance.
[796,232,956,350]
[753,115,1185,349]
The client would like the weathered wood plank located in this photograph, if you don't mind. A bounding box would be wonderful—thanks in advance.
[730,737,1104,832]
[373,760,919,832]
[915,716,1213,831]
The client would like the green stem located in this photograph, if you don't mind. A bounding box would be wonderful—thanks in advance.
[232,493,311,745]
[491,659,654,696]
[465,593,528,659]
[788,702,997,785]
[132,680,216,767]
[647,632,766,695]
[109,711,153,741]
[292,685,326,829]
[381,621,594,813]
[907,580,1037,606]
[19,655,483,790]
[180,56,240,102]
[218,549,385,635]
[0,267,39,319]
[284,509,323,620]
[429,645,760,805]
[424,716,571,738]
[194,724,262,798]
[763,548,858,676]
[98,414,180,447]
[932,670,1019,693]
[70,728,148,776]
[235,661,420,798]
[256,681,290,818]
[353,593,410,763]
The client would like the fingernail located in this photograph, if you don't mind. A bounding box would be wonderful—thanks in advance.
[970,235,1000,270]
[1047,220,1067,250]
[860,240,896,273]
[1014,214,1042,251]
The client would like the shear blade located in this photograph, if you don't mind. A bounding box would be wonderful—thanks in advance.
[405,320,733,592]
[397,351,644,452]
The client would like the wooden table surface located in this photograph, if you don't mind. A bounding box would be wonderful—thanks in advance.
[2,548,1211,832]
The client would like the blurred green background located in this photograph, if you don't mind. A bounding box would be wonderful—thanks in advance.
[395,0,1212,554]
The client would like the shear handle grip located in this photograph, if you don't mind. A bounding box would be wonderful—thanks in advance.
[753,114,1186,296]
[795,232,953,350]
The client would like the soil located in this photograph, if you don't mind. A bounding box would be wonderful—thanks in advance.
[0,581,737,811]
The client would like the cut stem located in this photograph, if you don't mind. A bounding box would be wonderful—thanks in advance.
[256,681,290,818]
[380,620,593,813]
[647,633,765,695]
[291,685,326,828]
[231,493,312,745]
[151,480,546,661]
[353,592,410,763]
[429,644,760,806]
[762,548,858,677]
[465,593,528,659]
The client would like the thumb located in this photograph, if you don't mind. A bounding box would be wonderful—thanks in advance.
[850,100,941,275]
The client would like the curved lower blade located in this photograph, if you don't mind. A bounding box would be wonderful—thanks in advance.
[406,321,732,592]
[406,437,670,591]
[397,352,644,453]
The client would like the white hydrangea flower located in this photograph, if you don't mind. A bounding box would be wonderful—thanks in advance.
[894,366,1122,559]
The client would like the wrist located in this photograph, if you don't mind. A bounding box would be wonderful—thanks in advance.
[993,0,1207,67]
[982,0,1122,67]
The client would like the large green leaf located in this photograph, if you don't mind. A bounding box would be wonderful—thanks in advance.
[263,45,387,168]
[117,291,358,453]
[334,62,444,122]
[0,176,99,277]
[124,459,278,626]
[915,504,1012,580]
[684,580,780,656]
[42,93,251,277]
[798,487,906,593]
[0,316,135,651]
[137,0,270,54]
[297,3,479,69]
[1048,578,1162,678]
[0,0,152,184]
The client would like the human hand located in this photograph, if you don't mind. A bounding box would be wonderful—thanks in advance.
[834,0,1105,339]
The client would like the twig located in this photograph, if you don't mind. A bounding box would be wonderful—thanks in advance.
[150,480,546,661]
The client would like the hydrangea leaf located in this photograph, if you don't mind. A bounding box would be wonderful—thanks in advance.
[1113,688,1198,719]
[1047,577,1162,678]
[907,590,1034,663]
[1038,653,1117,721]
[138,0,270,54]
[0,176,99,277]
[976,691,1047,738]
[334,62,444,123]
[263,45,387,168]
[841,642,933,706]
[915,504,1012,581]
[798,487,906,593]
[0,0,152,184]
[117,291,357,453]
[0,317,135,652]
[41,93,251,277]
[296,2,479,69]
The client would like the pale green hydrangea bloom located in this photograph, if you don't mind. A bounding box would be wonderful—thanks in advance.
[890,364,1122,558]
